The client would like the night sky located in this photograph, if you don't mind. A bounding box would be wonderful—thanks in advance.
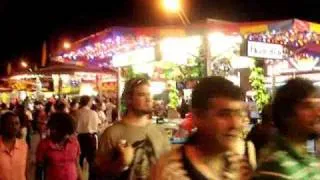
[0,0,319,70]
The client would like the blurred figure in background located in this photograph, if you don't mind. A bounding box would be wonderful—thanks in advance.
[33,101,47,129]
[96,101,107,123]
[0,103,9,114]
[0,112,28,180]
[247,104,277,161]
[105,98,116,124]
[36,113,82,180]
[45,102,54,117]
[69,100,79,128]
[96,101,107,134]
[178,90,189,119]
[15,104,32,145]
[151,77,253,180]
[55,100,69,113]
[69,100,79,116]
[28,116,47,180]
[253,78,320,179]
[74,95,100,180]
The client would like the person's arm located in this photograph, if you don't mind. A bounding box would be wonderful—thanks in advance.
[95,132,134,176]
[93,111,101,132]
[247,141,257,170]
[25,147,29,180]
[75,139,83,180]
[76,158,83,180]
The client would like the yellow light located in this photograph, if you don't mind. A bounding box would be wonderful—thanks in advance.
[21,61,28,68]
[163,0,181,12]
[80,83,97,96]
[63,41,71,49]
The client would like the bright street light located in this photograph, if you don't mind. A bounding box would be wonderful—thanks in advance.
[163,0,181,12]
[63,41,71,49]
[21,61,28,68]
[162,0,190,25]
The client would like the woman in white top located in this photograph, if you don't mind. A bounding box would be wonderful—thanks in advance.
[104,98,116,124]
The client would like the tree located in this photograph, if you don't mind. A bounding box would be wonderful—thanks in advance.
[249,60,271,112]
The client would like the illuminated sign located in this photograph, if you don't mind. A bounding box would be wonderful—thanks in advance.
[247,41,284,59]
[111,47,156,67]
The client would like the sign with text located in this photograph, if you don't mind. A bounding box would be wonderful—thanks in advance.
[247,41,284,59]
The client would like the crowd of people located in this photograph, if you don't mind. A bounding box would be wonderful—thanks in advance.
[0,76,320,180]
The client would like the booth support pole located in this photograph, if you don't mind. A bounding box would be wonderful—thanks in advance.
[117,67,122,121]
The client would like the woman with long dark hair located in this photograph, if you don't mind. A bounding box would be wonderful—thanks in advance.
[36,112,82,180]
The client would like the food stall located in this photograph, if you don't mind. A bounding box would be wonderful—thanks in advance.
[6,64,117,100]
[238,19,320,90]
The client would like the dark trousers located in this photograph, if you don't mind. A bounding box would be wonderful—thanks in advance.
[78,133,97,180]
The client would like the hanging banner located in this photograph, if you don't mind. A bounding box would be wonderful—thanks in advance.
[310,22,320,33]
[240,24,268,34]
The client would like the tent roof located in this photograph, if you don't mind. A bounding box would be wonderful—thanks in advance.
[62,18,320,49]
[37,64,116,75]
[53,18,320,61]
[238,19,320,34]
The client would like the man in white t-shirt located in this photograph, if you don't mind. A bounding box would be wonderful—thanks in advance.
[74,95,100,180]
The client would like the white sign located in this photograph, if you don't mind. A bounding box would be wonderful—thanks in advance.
[247,41,284,59]
[111,47,155,67]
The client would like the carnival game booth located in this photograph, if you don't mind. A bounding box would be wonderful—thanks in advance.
[36,64,117,98]
[238,19,320,89]
[7,73,46,101]
[7,64,117,100]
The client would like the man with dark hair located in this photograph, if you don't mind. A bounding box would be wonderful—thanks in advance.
[0,103,9,114]
[95,77,170,179]
[253,78,320,179]
[151,76,252,179]
[0,112,28,180]
[36,112,82,180]
[54,100,68,113]
[74,95,100,180]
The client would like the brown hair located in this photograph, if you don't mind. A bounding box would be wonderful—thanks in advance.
[121,77,150,112]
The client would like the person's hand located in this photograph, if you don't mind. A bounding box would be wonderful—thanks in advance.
[239,157,253,180]
[162,161,190,180]
[117,140,135,166]
[223,152,253,180]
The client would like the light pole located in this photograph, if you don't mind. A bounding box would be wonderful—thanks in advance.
[163,0,190,25]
